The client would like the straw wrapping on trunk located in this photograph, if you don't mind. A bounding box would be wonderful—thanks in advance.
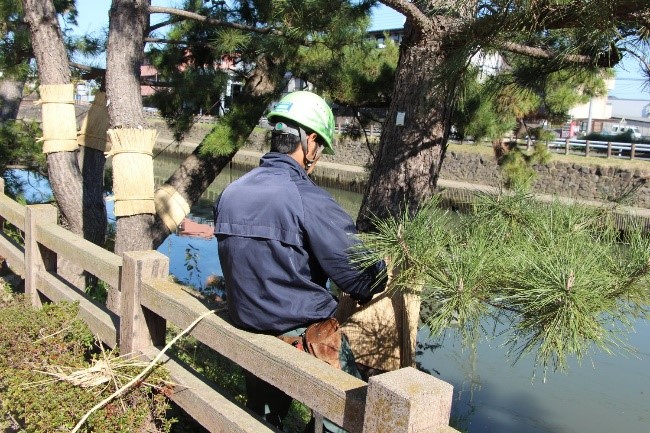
[336,267,423,372]
[106,128,158,217]
[78,92,110,152]
[38,84,78,153]
[154,184,191,232]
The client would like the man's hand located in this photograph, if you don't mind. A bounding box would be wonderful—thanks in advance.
[356,257,393,306]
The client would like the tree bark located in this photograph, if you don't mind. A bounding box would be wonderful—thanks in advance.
[0,79,25,121]
[106,0,153,256]
[357,16,457,230]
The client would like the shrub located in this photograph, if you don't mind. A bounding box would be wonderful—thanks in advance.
[0,298,174,433]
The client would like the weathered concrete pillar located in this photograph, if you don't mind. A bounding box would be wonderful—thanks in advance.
[362,367,454,433]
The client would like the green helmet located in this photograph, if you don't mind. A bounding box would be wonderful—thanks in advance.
[267,91,335,155]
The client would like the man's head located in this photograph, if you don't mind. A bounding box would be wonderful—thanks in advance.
[267,91,335,155]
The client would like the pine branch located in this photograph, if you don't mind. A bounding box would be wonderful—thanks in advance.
[70,62,105,81]
[148,6,278,35]
[380,0,433,32]
[148,17,180,33]
[144,37,189,45]
[499,41,592,64]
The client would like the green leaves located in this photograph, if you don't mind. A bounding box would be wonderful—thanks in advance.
[356,190,650,379]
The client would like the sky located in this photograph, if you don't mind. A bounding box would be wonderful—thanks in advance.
[72,0,649,100]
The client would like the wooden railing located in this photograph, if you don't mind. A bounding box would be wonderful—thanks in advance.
[0,177,459,433]
[547,138,650,160]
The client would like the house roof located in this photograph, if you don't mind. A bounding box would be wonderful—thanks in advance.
[610,115,650,124]
[368,5,405,32]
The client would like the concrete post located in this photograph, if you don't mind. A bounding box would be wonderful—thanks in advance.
[120,250,168,355]
[362,367,454,433]
[25,204,58,307]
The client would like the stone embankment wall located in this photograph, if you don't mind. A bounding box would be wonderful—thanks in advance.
[156,124,650,209]
[441,149,650,208]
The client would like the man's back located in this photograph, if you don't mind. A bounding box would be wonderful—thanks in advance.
[214,152,348,333]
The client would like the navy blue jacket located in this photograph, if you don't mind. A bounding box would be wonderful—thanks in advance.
[213,153,385,334]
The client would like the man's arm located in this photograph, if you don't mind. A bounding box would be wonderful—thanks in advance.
[305,193,387,303]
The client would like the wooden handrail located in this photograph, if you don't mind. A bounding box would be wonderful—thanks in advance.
[138,275,367,431]
[0,178,26,277]
[0,191,26,231]
[35,221,122,289]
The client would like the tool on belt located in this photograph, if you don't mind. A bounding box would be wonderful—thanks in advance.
[278,318,341,369]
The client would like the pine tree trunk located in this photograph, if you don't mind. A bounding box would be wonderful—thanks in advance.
[106,0,153,256]
[22,0,107,288]
[357,18,456,230]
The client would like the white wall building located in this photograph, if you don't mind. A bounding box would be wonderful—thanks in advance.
[607,97,650,119]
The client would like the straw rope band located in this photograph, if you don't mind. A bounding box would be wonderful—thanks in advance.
[105,149,154,157]
[78,133,110,151]
[40,84,79,154]
[155,184,191,232]
[78,133,107,141]
[113,195,155,201]
[77,92,110,152]
[41,140,80,153]
[38,136,79,142]
[36,99,76,105]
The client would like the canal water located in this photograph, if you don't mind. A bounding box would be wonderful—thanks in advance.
[6,151,649,433]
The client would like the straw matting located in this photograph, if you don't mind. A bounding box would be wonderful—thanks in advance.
[39,84,79,153]
[78,92,110,152]
[106,128,158,217]
[154,184,191,232]
[337,286,422,372]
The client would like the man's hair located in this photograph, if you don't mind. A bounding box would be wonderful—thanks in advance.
[269,119,310,154]
[270,131,300,154]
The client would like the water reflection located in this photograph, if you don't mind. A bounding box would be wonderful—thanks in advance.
[417,317,650,433]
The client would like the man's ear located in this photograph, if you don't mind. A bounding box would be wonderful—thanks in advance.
[307,132,318,148]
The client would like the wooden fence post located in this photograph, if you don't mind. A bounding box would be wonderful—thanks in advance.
[585,140,590,157]
[631,142,636,160]
[25,204,58,307]
[362,367,453,433]
[607,141,612,158]
[120,250,168,355]
[564,138,570,155]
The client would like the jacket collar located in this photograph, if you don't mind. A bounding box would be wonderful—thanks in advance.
[260,152,310,181]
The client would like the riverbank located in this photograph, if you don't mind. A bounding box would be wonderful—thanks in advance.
[154,122,650,230]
